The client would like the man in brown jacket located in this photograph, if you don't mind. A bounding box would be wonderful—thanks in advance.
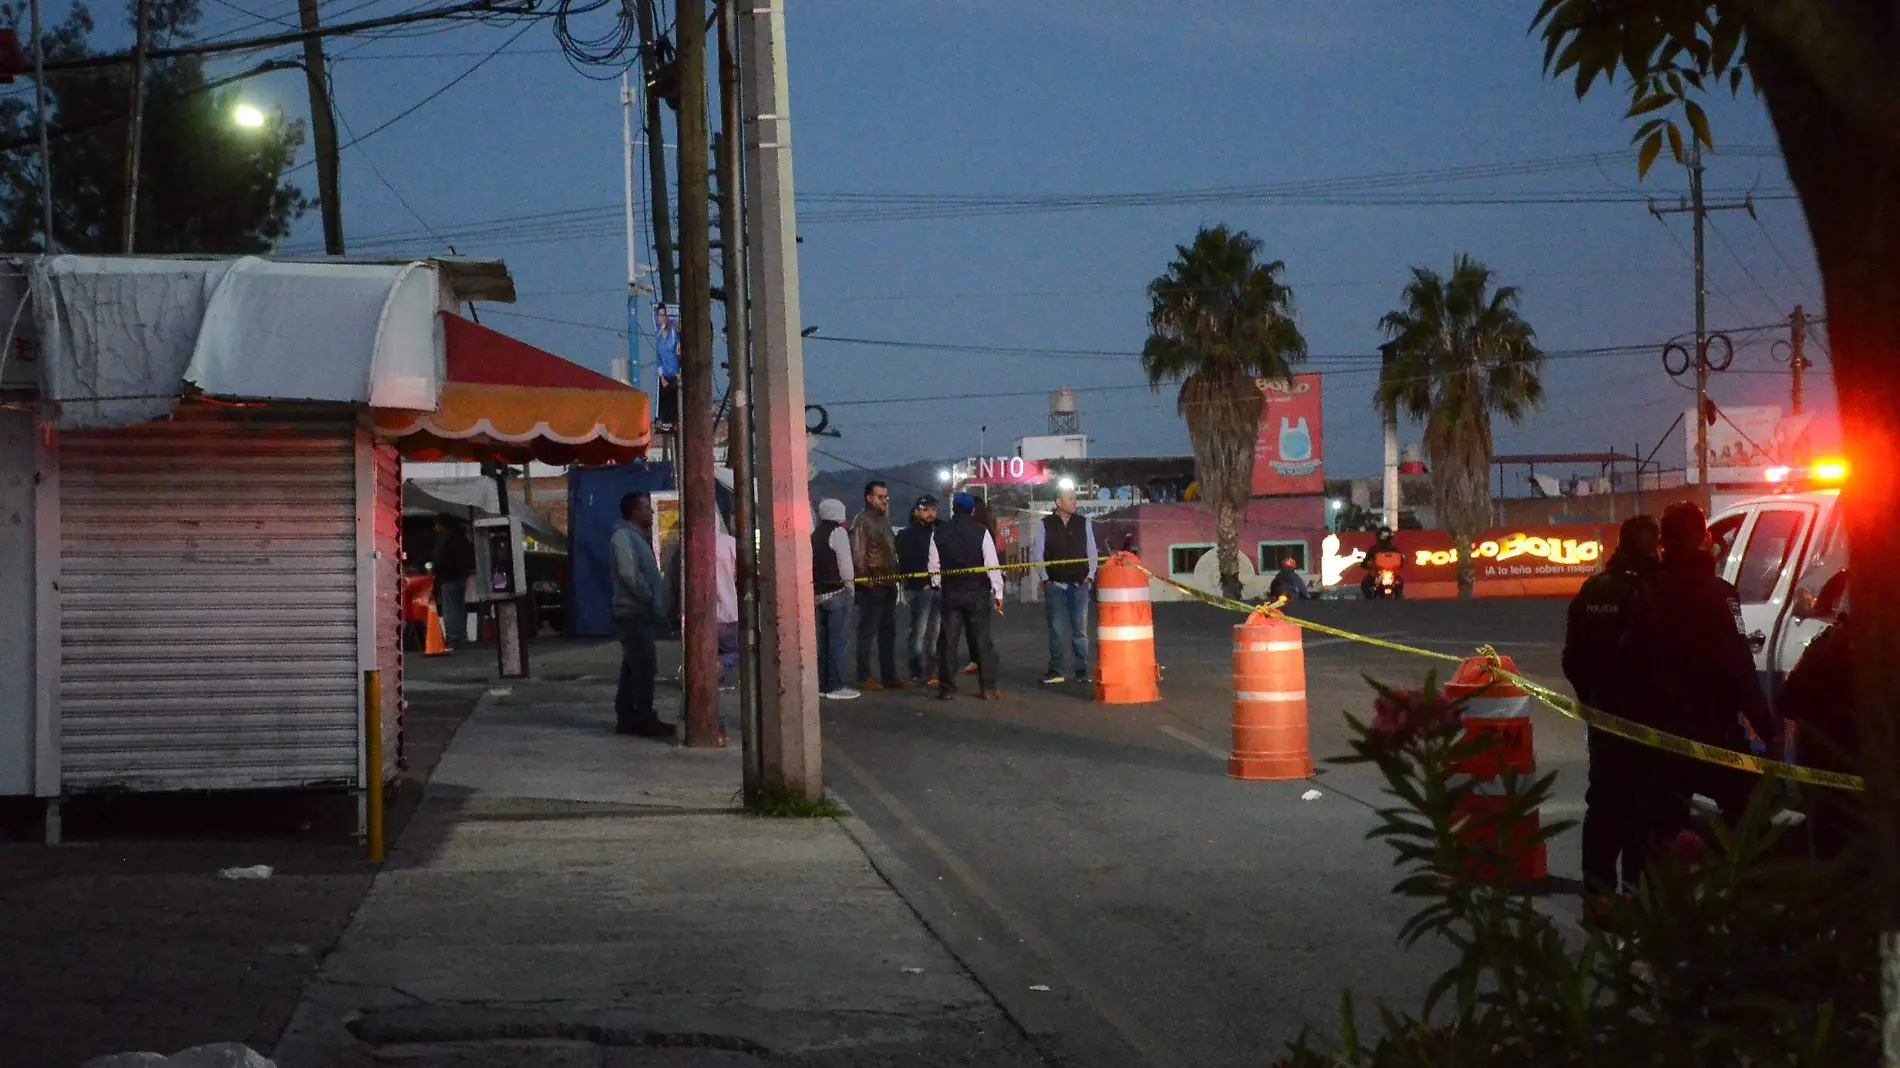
[851,480,905,690]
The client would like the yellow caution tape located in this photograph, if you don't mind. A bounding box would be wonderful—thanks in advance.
[1123,559,1865,793]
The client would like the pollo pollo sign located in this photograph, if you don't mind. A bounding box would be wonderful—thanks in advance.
[1324,526,1618,598]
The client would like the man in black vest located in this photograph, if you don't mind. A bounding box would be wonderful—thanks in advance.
[1032,488,1097,684]
[929,492,1004,700]
[895,494,942,685]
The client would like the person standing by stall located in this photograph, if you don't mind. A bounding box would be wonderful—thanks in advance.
[432,521,475,651]
[611,492,673,738]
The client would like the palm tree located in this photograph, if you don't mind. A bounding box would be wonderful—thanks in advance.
[1142,225,1308,600]
[1376,254,1544,599]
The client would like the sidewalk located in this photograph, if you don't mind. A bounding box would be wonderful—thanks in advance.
[275,640,1045,1068]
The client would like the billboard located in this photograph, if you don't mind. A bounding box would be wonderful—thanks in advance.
[1686,406,1815,484]
[1252,374,1324,496]
[1320,525,1616,599]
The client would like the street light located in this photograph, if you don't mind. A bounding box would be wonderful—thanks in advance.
[1058,477,1076,491]
[938,468,953,485]
[233,103,266,129]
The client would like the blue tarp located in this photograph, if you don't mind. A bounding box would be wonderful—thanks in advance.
[567,463,675,637]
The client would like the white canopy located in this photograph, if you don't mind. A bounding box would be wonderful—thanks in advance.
[31,255,445,429]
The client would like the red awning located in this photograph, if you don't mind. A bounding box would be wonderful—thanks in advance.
[375,313,651,465]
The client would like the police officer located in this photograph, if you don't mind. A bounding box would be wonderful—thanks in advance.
[1563,515,1661,898]
[1623,502,1782,833]
[928,492,1005,700]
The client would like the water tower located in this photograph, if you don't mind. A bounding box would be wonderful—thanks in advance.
[1049,387,1080,434]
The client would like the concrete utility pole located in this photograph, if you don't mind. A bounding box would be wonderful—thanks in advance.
[1651,142,1750,489]
[297,0,345,255]
[1790,303,1808,415]
[29,0,53,251]
[739,0,821,796]
[674,0,720,747]
[716,0,763,800]
[635,0,677,307]
[119,0,150,252]
[1378,341,1399,531]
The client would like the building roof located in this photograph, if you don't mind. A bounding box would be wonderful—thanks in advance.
[1492,452,1640,465]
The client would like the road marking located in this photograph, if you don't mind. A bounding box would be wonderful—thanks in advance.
[1157,725,1227,761]
[829,744,1188,1068]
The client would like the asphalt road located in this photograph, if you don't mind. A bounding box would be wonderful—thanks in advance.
[824,595,1586,1068]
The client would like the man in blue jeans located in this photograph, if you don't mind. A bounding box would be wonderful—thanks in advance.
[1032,489,1098,684]
[611,492,674,737]
[894,494,941,685]
[812,498,859,700]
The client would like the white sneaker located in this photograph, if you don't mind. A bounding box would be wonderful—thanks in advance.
[822,688,861,701]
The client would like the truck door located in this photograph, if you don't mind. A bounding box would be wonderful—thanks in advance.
[1729,505,1817,682]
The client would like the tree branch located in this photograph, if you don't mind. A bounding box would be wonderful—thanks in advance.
[1733,0,1900,149]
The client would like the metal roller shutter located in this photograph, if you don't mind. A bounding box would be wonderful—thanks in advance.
[59,412,361,791]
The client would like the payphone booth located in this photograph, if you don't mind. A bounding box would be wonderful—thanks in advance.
[471,515,531,678]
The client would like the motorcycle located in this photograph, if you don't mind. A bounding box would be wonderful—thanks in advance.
[1363,548,1404,600]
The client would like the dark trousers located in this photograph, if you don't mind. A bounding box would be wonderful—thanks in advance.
[1582,733,1680,895]
[938,587,997,693]
[614,614,660,730]
[856,586,900,685]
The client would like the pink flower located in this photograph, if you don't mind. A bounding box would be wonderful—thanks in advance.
[1371,696,1409,738]
[1666,829,1706,867]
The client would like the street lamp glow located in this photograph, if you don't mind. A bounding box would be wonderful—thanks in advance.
[1057,477,1075,491]
[1330,499,1344,511]
[233,103,267,129]
[938,468,953,484]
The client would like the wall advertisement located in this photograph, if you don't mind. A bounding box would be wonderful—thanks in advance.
[1252,374,1324,496]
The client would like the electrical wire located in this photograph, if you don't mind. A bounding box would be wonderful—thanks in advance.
[1707,214,1791,311]
[332,92,454,252]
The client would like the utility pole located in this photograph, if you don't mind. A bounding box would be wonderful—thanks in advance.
[1378,341,1399,531]
[716,0,762,801]
[621,71,641,389]
[740,0,821,797]
[1650,141,1751,490]
[1790,304,1808,415]
[635,0,677,307]
[297,0,344,255]
[674,0,720,748]
[29,0,53,251]
[119,0,150,252]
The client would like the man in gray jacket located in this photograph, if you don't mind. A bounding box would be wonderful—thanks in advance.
[612,492,672,738]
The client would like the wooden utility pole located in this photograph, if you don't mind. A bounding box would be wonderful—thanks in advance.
[1790,304,1808,415]
[119,0,151,252]
[717,0,762,800]
[740,0,821,796]
[635,0,677,306]
[674,0,720,747]
[297,0,345,254]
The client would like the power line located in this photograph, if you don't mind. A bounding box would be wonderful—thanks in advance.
[1706,214,1788,310]
[332,94,452,252]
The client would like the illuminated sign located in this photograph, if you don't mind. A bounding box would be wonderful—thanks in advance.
[960,456,1050,486]
[1413,533,1603,569]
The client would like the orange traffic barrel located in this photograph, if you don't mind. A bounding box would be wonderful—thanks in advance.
[423,600,451,657]
[1093,552,1161,704]
[1229,610,1313,780]
[1443,653,1544,882]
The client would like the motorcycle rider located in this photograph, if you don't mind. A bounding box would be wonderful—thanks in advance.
[1268,556,1308,603]
[1622,502,1782,831]
[1361,527,1404,599]
[1563,515,1663,901]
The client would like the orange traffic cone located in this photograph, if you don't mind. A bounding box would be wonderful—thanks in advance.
[1444,653,1544,883]
[423,601,450,657]
[1228,610,1313,780]
[1093,552,1161,704]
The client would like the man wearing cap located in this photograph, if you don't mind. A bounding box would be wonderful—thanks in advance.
[812,499,859,701]
[895,494,942,686]
[929,492,1005,700]
[1032,488,1097,684]
[1622,502,1782,830]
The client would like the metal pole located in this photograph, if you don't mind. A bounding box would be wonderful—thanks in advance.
[675,0,720,748]
[740,0,820,796]
[718,0,763,800]
[120,0,151,252]
[297,0,344,254]
[28,0,52,251]
[363,669,385,862]
[1791,304,1807,415]
[622,72,643,394]
[1690,141,1709,490]
[636,0,677,308]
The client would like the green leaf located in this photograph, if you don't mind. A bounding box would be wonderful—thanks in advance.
[1683,98,1711,149]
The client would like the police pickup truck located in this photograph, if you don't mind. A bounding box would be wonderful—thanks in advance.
[1704,460,1850,709]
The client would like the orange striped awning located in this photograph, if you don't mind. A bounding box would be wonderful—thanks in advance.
[374,313,651,465]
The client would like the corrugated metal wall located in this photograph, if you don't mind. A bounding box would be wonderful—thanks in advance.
[59,413,362,791]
